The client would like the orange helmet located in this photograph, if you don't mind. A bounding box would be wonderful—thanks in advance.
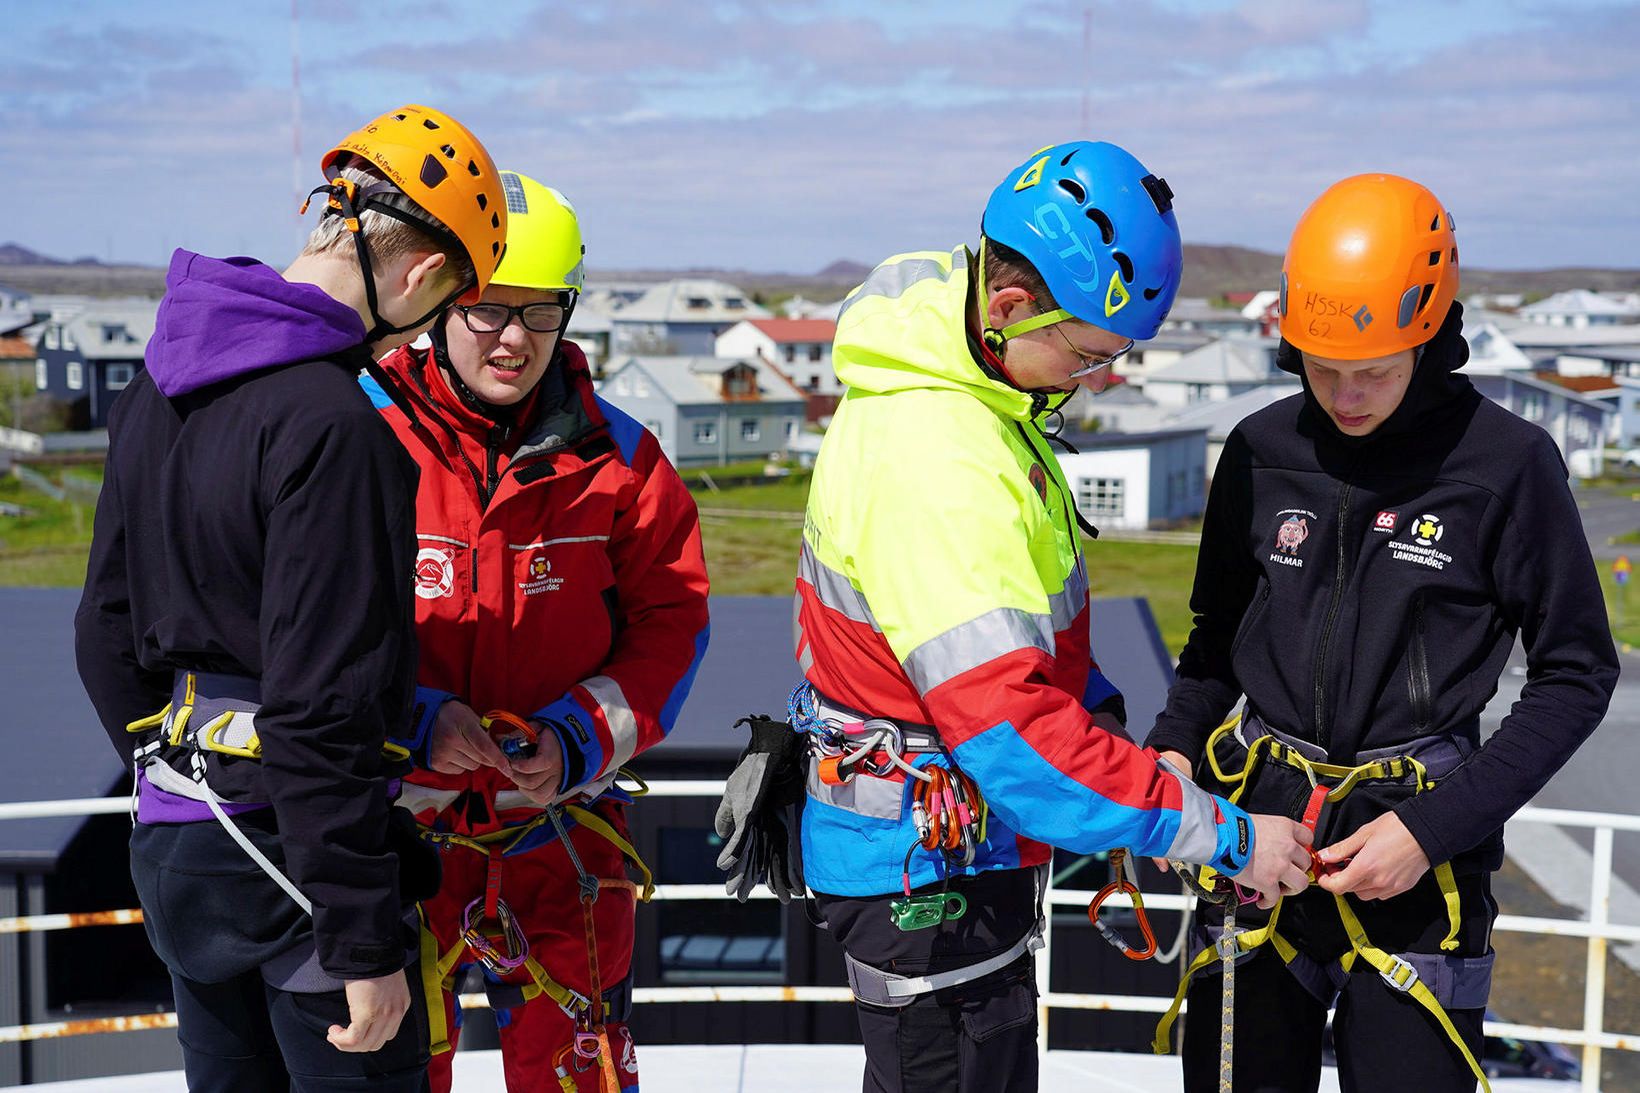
[317,104,507,305]
[1278,174,1458,360]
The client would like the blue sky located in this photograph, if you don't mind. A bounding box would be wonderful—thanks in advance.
[4,0,1637,274]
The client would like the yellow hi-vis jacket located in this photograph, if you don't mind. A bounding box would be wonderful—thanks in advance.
[793,245,1253,896]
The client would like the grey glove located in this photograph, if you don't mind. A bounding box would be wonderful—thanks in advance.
[715,715,807,902]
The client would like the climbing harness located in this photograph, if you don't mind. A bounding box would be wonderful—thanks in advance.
[413,729,652,1093]
[1151,713,1492,1093]
[125,671,412,916]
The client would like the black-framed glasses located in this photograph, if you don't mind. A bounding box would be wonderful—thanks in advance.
[457,300,568,334]
[1055,323,1133,379]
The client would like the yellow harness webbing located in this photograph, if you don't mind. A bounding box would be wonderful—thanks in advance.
[416,800,654,1057]
[1155,718,1485,1091]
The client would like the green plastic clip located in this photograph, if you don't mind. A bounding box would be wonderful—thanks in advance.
[889,891,968,932]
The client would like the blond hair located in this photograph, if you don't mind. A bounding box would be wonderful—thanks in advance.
[301,163,476,290]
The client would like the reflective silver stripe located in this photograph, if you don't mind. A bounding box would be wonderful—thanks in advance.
[798,541,879,630]
[836,249,963,322]
[792,594,817,673]
[396,784,463,816]
[902,607,1054,695]
[806,753,906,821]
[582,675,641,775]
[1164,775,1223,865]
[508,535,611,551]
[1048,560,1089,633]
[417,533,467,547]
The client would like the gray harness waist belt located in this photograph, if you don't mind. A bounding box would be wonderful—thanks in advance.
[1237,713,1472,782]
[844,922,1044,1008]
[809,691,945,754]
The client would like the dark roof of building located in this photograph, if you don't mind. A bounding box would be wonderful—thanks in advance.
[653,594,1177,763]
[1,591,1180,868]
[0,589,126,871]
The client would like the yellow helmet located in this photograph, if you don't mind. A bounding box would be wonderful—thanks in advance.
[490,171,585,294]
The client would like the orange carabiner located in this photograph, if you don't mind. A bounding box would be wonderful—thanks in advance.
[1087,850,1158,961]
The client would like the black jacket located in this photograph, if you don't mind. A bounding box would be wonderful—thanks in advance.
[1147,304,1619,870]
[74,255,422,978]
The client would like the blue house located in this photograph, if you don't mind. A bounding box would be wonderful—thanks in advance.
[33,302,156,430]
[599,355,806,467]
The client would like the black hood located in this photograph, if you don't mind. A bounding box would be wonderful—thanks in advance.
[1278,300,1473,451]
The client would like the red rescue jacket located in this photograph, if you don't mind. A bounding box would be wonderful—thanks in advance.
[368,341,710,837]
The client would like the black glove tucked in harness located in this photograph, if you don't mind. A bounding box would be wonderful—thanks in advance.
[715,715,807,904]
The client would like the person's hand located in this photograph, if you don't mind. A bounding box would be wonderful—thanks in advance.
[1151,750,1196,872]
[506,724,567,806]
[427,701,511,776]
[1317,812,1430,901]
[327,971,410,1053]
[1235,814,1314,909]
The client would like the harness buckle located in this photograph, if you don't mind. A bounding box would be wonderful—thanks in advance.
[1379,953,1421,993]
[556,987,591,1021]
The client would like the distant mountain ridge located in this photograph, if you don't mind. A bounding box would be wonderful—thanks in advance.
[3,242,1637,302]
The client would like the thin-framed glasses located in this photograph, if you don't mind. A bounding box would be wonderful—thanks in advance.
[457,300,568,334]
[1055,323,1133,379]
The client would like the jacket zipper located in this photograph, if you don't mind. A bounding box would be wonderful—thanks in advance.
[1408,592,1431,730]
[1312,480,1354,751]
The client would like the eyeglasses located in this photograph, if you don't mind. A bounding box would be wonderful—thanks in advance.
[456,300,569,334]
[1054,323,1133,379]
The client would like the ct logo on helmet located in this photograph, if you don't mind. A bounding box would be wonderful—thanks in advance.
[1412,514,1444,547]
[414,547,456,600]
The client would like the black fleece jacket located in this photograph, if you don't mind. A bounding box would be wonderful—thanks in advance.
[75,357,421,978]
[1147,304,1619,869]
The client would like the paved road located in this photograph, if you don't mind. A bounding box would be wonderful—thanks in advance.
[1575,483,1639,561]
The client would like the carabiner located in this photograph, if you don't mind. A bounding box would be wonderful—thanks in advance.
[1087,850,1158,961]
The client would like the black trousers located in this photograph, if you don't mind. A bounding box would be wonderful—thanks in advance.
[172,968,429,1093]
[131,816,430,1091]
[815,867,1043,1093]
[1179,871,1496,1093]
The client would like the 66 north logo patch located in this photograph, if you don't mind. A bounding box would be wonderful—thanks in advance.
[1372,510,1398,534]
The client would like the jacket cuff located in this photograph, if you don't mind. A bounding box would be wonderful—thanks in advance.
[531,692,601,794]
[393,687,457,768]
[1210,797,1255,876]
[1394,795,1455,869]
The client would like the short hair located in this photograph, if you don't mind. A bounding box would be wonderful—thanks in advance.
[983,237,1059,312]
[301,163,476,290]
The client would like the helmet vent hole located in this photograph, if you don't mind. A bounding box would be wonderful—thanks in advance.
[1430,214,1440,231]
[440,144,456,160]
[1113,251,1134,284]
[1396,285,1421,328]
[1451,247,1458,264]
[1060,150,1078,166]
[422,118,441,131]
[1086,207,1115,245]
[393,113,407,121]
[418,154,448,190]
[1058,178,1087,204]
[1417,283,1435,313]
[491,213,500,230]
[1428,250,1441,266]
[1447,213,1456,231]
[476,192,488,211]
[467,160,482,178]
[1143,287,1161,301]
[492,241,501,256]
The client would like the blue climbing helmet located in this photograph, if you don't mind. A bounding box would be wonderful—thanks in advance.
[980,141,1183,343]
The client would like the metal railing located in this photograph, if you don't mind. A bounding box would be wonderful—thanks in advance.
[2,785,1637,1091]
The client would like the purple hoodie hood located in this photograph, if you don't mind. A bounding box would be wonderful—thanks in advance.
[145,250,368,397]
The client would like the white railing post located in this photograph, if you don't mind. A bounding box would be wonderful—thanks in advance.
[1583,825,1613,1093]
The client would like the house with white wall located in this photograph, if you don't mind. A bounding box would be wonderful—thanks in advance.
[609,279,769,356]
[1518,290,1640,328]
[1055,428,1209,531]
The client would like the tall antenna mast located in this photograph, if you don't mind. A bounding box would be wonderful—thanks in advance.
[290,0,304,256]
[1080,7,1092,136]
